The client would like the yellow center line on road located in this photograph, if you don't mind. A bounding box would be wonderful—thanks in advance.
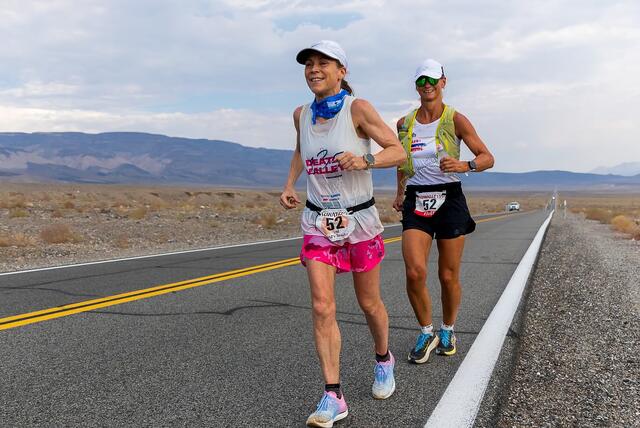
[477,214,511,223]
[0,257,300,331]
[0,213,515,331]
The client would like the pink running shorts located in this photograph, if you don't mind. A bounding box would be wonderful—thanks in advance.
[300,234,385,274]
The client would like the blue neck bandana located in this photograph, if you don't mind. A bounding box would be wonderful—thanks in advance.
[310,89,349,125]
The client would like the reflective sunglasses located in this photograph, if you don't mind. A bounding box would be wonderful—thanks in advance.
[415,75,440,87]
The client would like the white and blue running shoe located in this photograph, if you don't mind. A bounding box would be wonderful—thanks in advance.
[372,351,396,399]
[306,391,348,427]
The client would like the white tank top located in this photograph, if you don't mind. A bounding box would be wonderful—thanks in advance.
[299,96,383,243]
[406,118,460,186]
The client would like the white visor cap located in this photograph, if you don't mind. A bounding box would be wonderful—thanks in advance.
[296,40,348,70]
[414,59,445,81]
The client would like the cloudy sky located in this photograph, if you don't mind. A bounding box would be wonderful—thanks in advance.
[1,0,639,173]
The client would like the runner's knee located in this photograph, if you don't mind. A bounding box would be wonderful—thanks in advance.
[312,297,336,320]
[438,268,459,288]
[406,265,427,284]
[357,296,383,316]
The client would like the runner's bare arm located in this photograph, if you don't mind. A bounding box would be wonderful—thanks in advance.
[392,117,408,211]
[336,99,405,171]
[280,106,304,209]
[440,112,494,173]
[395,117,409,188]
[393,170,406,212]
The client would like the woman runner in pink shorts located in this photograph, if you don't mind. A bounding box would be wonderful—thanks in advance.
[279,40,405,427]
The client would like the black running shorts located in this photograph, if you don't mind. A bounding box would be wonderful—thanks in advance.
[401,182,476,239]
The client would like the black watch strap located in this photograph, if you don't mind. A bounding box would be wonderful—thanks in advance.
[468,160,477,171]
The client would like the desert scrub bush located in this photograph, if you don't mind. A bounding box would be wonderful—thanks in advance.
[9,208,29,218]
[114,234,130,249]
[51,209,64,218]
[95,201,110,211]
[253,212,277,228]
[62,200,75,209]
[12,232,36,247]
[256,200,268,208]
[582,207,614,224]
[216,201,232,211]
[0,233,35,247]
[148,197,168,211]
[7,196,27,209]
[611,215,640,238]
[40,224,80,244]
[128,206,147,220]
[179,203,198,212]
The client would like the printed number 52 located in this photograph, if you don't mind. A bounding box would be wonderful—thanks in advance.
[325,216,344,231]
[422,199,437,210]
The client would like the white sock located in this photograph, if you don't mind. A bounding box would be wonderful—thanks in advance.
[420,324,433,335]
[441,323,454,331]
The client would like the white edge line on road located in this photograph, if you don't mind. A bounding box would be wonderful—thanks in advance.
[425,210,554,428]
[0,235,304,277]
[0,223,402,277]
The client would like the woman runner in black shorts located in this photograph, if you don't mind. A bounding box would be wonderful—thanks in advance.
[393,59,494,363]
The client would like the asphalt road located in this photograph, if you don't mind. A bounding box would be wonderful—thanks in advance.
[0,210,549,427]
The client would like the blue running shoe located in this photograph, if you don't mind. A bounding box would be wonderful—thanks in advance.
[436,329,457,356]
[372,351,396,399]
[408,332,439,364]
[306,391,348,427]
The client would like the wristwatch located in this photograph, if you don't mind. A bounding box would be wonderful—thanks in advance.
[467,160,477,171]
[363,153,376,169]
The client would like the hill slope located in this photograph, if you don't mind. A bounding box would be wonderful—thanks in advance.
[1,132,638,189]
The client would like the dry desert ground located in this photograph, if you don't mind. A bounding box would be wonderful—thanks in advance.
[1,182,621,273]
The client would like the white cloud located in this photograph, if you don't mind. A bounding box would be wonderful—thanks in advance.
[0,105,295,151]
[0,81,79,97]
[0,0,639,172]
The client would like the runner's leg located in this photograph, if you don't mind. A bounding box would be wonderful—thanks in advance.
[353,263,396,399]
[436,236,465,325]
[402,229,434,326]
[352,264,388,355]
[306,259,341,384]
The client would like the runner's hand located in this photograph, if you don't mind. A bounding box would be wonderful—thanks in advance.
[440,157,466,173]
[393,194,404,212]
[280,188,300,209]
[336,152,367,171]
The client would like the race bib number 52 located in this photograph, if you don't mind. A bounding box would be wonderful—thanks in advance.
[315,208,356,242]
[414,191,446,218]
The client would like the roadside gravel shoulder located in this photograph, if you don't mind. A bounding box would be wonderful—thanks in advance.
[482,213,639,427]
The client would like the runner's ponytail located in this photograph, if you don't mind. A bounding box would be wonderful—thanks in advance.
[341,79,353,95]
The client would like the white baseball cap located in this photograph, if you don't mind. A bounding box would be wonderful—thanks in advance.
[296,40,348,70]
[414,59,445,81]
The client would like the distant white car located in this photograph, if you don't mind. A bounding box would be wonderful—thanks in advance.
[507,201,520,212]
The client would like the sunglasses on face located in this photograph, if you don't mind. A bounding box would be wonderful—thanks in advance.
[415,76,440,87]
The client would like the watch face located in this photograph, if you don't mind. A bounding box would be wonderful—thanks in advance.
[469,160,477,170]
[365,154,375,164]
